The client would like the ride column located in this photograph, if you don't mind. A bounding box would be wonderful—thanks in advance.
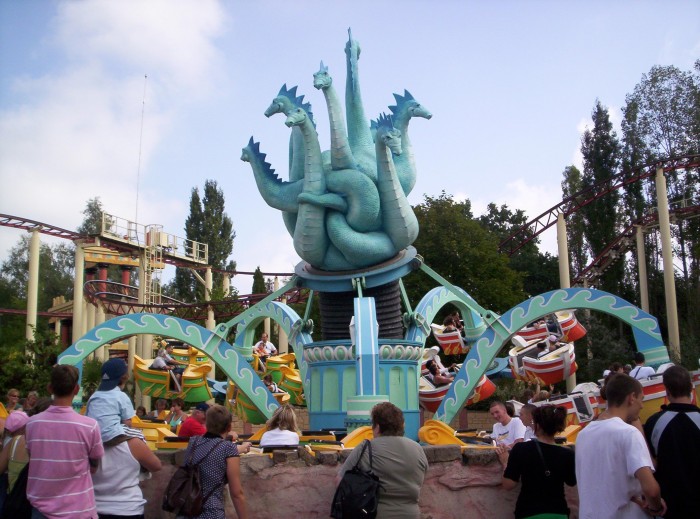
[556,214,576,392]
[635,226,650,312]
[345,292,388,432]
[204,267,216,383]
[96,264,108,359]
[26,229,41,343]
[655,167,680,360]
[72,241,85,345]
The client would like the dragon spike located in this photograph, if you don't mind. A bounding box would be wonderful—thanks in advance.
[370,119,378,131]
[318,61,328,73]
[389,89,416,115]
[247,136,255,147]
[376,113,394,130]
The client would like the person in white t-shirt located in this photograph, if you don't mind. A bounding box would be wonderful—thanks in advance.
[576,373,665,519]
[260,404,300,447]
[254,332,278,367]
[518,403,537,441]
[629,352,655,380]
[488,401,526,447]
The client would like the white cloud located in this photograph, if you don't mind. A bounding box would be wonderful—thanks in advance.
[0,0,227,263]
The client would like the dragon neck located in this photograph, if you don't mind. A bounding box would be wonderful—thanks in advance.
[345,53,373,150]
[297,118,325,193]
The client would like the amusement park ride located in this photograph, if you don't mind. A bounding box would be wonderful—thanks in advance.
[2,30,699,444]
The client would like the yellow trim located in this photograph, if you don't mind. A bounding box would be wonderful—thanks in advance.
[341,426,374,448]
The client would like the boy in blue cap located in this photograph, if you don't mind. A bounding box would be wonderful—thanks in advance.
[86,358,142,445]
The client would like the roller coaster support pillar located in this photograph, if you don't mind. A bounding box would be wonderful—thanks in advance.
[204,267,216,381]
[556,216,577,391]
[87,302,97,359]
[26,229,40,342]
[72,242,85,344]
[655,167,680,360]
[635,226,649,313]
[556,214,571,289]
[223,273,231,297]
[96,304,106,360]
[136,251,152,409]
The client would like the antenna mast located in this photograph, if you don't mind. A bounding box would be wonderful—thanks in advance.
[135,74,148,224]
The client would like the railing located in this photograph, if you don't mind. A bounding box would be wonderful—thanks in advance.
[100,212,208,264]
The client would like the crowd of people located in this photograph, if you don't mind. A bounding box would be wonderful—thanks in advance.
[1,356,698,518]
[495,366,699,519]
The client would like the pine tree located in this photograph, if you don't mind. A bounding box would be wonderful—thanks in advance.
[560,165,588,278]
[580,100,622,293]
[173,180,236,302]
[251,267,267,294]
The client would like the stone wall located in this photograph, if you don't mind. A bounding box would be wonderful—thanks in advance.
[142,444,579,519]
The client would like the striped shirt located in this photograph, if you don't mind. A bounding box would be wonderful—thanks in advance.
[26,405,104,519]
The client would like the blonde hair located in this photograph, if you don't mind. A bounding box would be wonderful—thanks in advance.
[266,404,298,432]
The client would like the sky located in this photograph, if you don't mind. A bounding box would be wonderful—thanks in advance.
[1,0,698,295]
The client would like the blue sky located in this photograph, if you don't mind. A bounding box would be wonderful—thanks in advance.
[1,0,698,294]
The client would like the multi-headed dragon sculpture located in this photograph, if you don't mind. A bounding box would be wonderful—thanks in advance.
[241,29,432,271]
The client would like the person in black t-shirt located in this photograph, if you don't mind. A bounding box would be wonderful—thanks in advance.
[497,405,576,519]
[643,365,700,519]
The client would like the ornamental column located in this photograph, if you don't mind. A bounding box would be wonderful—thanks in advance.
[655,167,680,360]
[26,229,41,342]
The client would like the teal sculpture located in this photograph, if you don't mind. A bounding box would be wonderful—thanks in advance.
[241,29,430,271]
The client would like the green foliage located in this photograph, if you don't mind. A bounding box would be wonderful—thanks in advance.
[580,100,624,294]
[574,314,634,382]
[81,357,103,402]
[478,203,559,297]
[77,197,105,236]
[0,329,62,398]
[0,234,74,310]
[173,180,237,302]
[251,267,267,294]
[404,193,526,314]
[560,165,588,277]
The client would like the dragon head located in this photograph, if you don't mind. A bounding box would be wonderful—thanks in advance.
[389,90,432,121]
[313,61,332,90]
[265,84,311,118]
[376,113,402,155]
[285,107,307,128]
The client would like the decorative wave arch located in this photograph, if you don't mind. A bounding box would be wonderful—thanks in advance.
[58,303,314,420]
[434,287,669,424]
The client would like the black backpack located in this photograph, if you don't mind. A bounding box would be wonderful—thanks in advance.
[162,438,225,516]
[330,440,382,519]
[2,464,31,519]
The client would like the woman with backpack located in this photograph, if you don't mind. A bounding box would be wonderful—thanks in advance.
[176,404,249,519]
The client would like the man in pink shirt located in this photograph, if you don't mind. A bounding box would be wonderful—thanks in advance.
[26,364,104,519]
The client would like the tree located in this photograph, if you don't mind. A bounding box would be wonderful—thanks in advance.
[478,203,559,297]
[173,180,237,302]
[0,328,63,397]
[560,165,588,278]
[0,235,74,311]
[251,267,267,294]
[580,100,623,293]
[77,197,105,236]
[404,193,526,314]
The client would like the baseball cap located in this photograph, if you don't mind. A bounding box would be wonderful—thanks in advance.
[4,411,29,433]
[548,335,558,343]
[98,358,128,391]
[195,403,210,412]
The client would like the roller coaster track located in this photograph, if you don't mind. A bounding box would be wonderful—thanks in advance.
[498,153,700,256]
[82,280,309,320]
[573,203,700,287]
[0,213,300,319]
